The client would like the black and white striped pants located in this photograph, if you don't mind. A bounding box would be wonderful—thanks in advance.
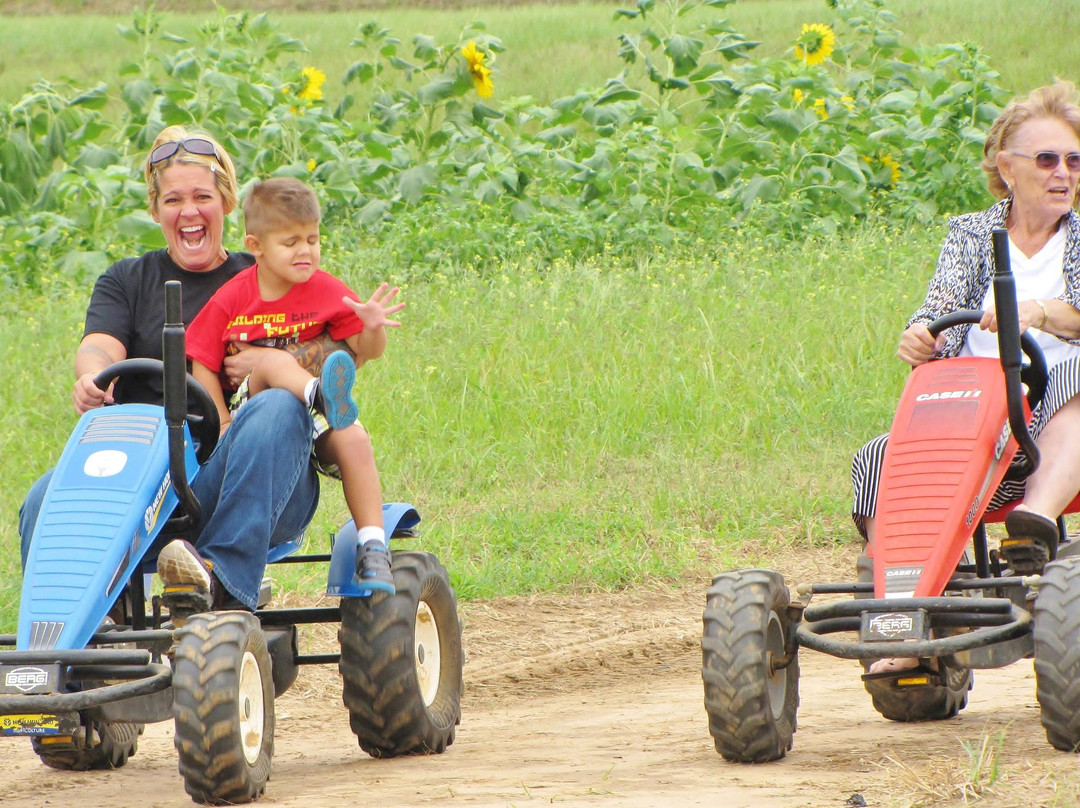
[850,356,1080,538]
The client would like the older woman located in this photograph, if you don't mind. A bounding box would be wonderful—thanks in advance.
[19,125,333,612]
[852,82,1080,672]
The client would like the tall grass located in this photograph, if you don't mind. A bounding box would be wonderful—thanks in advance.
[0,0,1074,106]
[0,225,940,630]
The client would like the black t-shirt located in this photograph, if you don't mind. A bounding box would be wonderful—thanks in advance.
[83,249,255,405]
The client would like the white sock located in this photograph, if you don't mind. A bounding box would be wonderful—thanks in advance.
[357,525,386,547]
[303,377,319,408]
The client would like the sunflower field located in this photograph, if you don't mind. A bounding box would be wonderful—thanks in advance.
[0,0,1009,286]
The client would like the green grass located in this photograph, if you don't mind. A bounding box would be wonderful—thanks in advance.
[0,0,1074,107]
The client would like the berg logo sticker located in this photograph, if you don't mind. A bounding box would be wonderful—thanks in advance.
[868,613,914,638]
[5,666,50,693]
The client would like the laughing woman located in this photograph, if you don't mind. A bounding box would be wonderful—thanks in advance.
[19,125,333,612]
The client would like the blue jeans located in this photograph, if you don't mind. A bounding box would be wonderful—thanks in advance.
[19,389,320,611]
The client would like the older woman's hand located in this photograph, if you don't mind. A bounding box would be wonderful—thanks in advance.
[897,323,943,368]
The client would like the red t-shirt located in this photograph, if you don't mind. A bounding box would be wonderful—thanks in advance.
[187,265,363,387]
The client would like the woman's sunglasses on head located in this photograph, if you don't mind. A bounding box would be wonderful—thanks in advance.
[149,138,219,166]
[1009,150,1080,171]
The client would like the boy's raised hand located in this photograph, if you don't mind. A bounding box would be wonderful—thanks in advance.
[344,283,406,331]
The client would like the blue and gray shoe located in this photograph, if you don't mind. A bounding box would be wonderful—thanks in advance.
[313,349,358,430]
[356,541,396,595]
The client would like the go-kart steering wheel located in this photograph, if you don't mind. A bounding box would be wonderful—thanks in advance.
[927,309,1048,410]
[93,358,220,464]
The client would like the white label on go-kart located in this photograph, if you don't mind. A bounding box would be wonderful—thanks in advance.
[83,449,129,477]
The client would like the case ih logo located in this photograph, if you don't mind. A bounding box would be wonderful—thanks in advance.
[867,613,914,638]
[5,666,50,693]
[915,389,982,401]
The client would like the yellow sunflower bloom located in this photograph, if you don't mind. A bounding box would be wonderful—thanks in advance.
[792,88,805,106]
[794,23,836,67]
[461,40,495,99]
[813,98,827,120]
[307,158,317,172]
[297,66,327,102]
[880,154,901,186]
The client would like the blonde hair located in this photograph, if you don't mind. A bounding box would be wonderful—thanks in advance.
[145,125,239,215]
[242,177,321,238]
[982,81,1080,205]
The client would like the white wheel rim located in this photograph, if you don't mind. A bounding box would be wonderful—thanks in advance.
[415,601,442,706]
[766,612,787,720]
[238,650,265,765]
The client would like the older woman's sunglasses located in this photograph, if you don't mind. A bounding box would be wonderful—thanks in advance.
[1010,150,1080,171]
[149,138,219,165]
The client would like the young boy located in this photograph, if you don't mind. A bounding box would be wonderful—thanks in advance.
[184,177,405,594]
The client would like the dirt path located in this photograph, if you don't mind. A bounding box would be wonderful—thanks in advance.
[3,552,1079,808]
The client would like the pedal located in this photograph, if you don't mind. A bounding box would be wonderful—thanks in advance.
[257,577,273,609]
[862,664,942,688]
[1000,537,1051,575]
[161,586,213,626]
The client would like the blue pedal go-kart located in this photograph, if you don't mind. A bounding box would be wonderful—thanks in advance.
[0,281,463,804]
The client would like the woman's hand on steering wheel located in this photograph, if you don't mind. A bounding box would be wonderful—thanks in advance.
[897,323,944,368]
[73,371,114,414]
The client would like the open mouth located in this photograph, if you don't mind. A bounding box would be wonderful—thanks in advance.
[179,225,207,248]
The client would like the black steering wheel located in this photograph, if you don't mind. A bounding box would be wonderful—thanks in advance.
[927,309,1048,410]
[93,358,220,464]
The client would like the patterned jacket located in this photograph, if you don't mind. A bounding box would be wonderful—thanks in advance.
[907,197,1080,358]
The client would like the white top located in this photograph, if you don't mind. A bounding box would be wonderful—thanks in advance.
[961,227,1080,369]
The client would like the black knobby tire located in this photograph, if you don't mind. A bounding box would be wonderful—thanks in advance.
[32,720,140,770]
[1033,558,1080,751]
[702,569,799,763]
[856,548,973,722]
[172,611,275,805]
[338,551,463,758]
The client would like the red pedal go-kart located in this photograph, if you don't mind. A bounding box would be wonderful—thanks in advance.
[702,228,1080,762]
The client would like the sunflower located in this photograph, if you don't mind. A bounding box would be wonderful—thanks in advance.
[880,154,901,186]
[297,66,326,102]
[461,40,495,99]
[794,23,836,67]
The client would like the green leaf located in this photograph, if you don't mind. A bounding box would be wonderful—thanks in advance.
[121,78,156,111]
[345,61,378,85]
[357,197,391,225]
[595,80,641,105]
[70,83,109,110]
[878,90,917,113]
[398,165,434,204]
[472,103,504,123]
[413,34,438,61]
[535,124,578,145]
[665,34,703,76]
[763,108,805,141]
[114,210,162,241]
[417,76,458,106]
[830,146,868,184]
[737,174,780,207]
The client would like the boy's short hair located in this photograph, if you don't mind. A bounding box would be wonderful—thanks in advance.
[243,177,321,237]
